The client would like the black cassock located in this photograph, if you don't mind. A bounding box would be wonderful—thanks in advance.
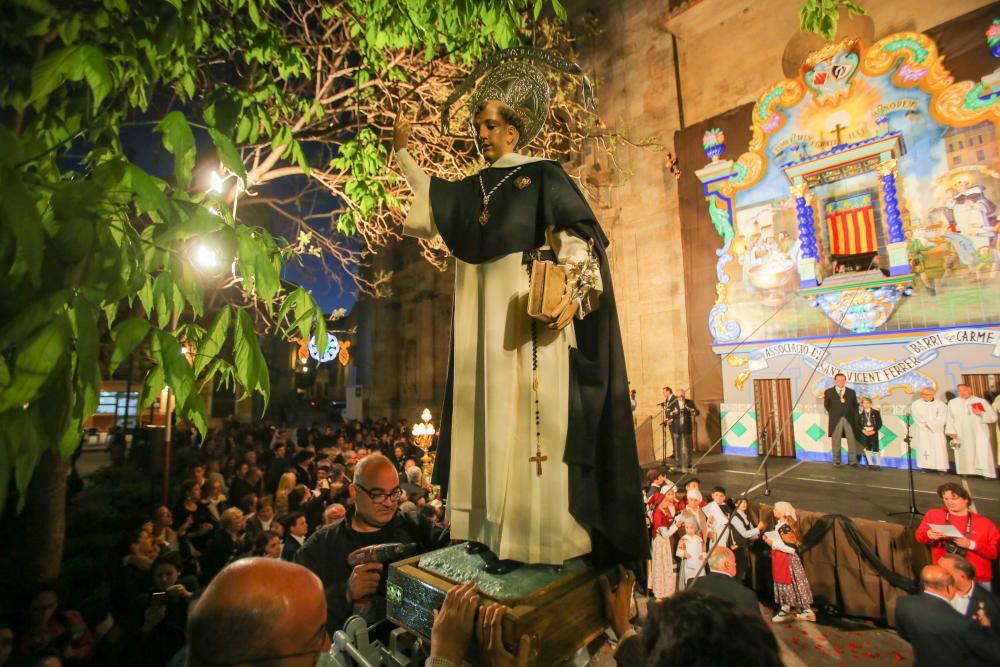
[428,158,649,566]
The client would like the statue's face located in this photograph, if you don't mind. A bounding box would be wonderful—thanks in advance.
[473,100,520,162]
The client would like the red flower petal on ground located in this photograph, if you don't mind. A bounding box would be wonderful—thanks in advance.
[849,642,861,649]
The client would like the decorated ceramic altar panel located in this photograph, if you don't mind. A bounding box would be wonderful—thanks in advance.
[695,25,1000,467]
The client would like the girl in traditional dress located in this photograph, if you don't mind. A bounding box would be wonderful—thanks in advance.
[650,484,682,599]
[676,518,706,589]
[764,500,815,622]
[681,488,711,543]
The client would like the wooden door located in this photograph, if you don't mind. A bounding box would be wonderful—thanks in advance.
[961,374,1000,401]
[753,378,796,457]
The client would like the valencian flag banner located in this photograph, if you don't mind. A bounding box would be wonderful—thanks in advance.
[826,194,878,256]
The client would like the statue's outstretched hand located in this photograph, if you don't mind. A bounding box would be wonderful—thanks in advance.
[393,112,412,152]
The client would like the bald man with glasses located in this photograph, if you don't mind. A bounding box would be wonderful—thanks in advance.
[186,558,330,667]
[295,454,448,630]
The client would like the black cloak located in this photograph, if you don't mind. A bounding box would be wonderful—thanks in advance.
[427,158,650,567]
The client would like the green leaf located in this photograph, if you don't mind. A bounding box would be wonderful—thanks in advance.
[109,318,151,375]
[207,128,247,180]
[141,363,166,410]
[25,44,111,113]
[77,45,113,112]
[152,273,173,327]
[154,202,223,244]
[127,164,170,216]
[314,304,328,357]
[156,111,197,188]
[0,164,43,286]
[233,308,269,409]
[152,330,194,412]
[550,0,567,20]
[69,300,101,428]
[180,390,207,437]
[0,317,69,413]
[0,289,70,349]
[136,278,154,316]
[194,305,230,377]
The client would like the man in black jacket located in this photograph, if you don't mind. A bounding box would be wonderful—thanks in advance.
[690,547,761,616]
[669,389,700,472]
[895,565,1000,667]
[295,454,447,630]
[823,373,861,467]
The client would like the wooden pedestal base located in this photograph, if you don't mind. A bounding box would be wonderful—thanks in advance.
[387,545,609,666]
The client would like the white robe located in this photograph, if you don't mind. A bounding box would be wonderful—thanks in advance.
[946,396,998,478]
[911,398,949,472]
[397,148,600,564]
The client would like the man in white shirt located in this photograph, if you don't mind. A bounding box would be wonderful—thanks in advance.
[894,565,999,667]
[911,388,950,472]
[938,552,1000,630]
[946,384,998,478]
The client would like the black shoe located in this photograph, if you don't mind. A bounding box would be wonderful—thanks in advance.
[483,558,522,575]
[872,465,881,471]
[465,541,489,555]
[850,462,862,469]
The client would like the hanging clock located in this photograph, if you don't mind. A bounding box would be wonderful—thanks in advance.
[308,333,340,363]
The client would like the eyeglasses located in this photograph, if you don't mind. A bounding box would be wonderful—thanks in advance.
[206,624,329,665]
[355,483,403,505]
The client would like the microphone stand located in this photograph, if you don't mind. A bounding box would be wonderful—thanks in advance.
[660,402,669,466]
[761,430,772,496]
[888,407,922,526]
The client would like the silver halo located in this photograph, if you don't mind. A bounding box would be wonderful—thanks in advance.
[466,61,551,150]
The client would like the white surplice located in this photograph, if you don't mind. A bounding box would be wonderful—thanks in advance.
[946,395,998,478]
[910,398,949,472]
[397,149,599,564]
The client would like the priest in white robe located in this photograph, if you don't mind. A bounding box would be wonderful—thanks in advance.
[910,387,949,472]
[391,76,647,569]
[946,384,998,479]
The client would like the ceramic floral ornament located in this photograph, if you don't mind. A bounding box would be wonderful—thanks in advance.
[703,128,726,161]
[987,19,1000,58]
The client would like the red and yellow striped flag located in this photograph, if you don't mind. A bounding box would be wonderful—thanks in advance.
[827,206,876,255]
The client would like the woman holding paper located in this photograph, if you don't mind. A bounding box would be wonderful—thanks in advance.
[763,501,815,623]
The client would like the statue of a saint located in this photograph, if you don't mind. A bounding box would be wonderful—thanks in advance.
[392,58,647,571]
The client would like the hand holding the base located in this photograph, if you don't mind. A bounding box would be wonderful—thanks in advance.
[599,564,636,639]
[478,603,531,667]
[431,581,480,662]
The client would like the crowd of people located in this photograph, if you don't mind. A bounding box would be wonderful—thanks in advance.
[2,413,999,667]
[0,418,446,667]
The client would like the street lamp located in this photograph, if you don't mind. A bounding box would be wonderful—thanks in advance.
[411,408,436,483]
